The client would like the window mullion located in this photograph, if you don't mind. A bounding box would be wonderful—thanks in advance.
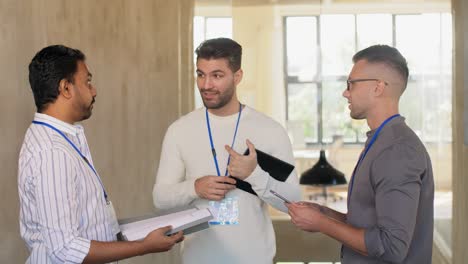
[317,15,323,144]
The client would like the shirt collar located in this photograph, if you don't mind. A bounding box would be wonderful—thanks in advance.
[365,115,405,141]
[33,113,82,136]
[205,105,249,121]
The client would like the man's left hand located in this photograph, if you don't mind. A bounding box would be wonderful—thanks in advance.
[225,139,257,180]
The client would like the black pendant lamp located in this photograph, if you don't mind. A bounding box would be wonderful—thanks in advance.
[300,150,347,200]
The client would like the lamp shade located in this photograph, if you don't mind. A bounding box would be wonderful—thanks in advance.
[300,150,347,186]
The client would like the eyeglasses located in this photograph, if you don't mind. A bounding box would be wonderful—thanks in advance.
[346,78,388,91]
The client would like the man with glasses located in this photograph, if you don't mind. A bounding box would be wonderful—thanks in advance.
[287,45,434,263]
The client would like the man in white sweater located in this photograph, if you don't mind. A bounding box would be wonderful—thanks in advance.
[153,38,301,264]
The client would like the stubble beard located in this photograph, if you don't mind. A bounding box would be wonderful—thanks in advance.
[201,85,235,110]
[80,97,95,121]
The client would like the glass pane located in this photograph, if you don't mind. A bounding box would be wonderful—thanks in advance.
[441,13,452,76]
[193,16,205,53]
[397,13,452,143]
[321,15,355,76]
[356,14,392,50]
[400,81,424,138]
[396,15,422,74]
[322,81,367,143]
[401,78,452,142]
[286,17,318,82]
[400,80,449,142]
[423,78,452,142]
[396,14,444,75]
[287,83,318,143]
[205,17,233,39]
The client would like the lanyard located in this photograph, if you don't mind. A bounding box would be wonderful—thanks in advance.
[32,121,109,203]
[205,103,243,176]
[347,114,400,206]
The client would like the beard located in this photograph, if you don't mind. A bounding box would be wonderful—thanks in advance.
[80,97,95,121]
[200,85,235,110]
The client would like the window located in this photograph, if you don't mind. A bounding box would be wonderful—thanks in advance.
[285,13,452,144]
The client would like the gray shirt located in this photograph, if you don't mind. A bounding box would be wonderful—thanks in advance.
[343,116,434,264]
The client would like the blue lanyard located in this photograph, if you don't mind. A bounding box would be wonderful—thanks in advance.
[347,114,400,206]
[32,121,109,203]
[205,103,243,176]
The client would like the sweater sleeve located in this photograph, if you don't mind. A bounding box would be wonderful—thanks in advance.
[244,125,301,213]
[153,124,198,210]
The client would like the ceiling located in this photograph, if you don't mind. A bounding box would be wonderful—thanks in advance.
[195,0,447,7]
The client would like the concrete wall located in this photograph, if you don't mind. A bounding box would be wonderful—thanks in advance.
[452,0,468,263]
[0,0,193,263]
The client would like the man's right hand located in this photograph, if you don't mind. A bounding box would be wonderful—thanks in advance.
[83,226,184,263]
[194,175,237,200]
[142,226,184,253]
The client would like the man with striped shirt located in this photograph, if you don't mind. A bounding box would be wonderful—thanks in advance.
[18,45,183,263]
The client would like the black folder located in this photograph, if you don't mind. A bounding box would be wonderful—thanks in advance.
[228,148,295,196]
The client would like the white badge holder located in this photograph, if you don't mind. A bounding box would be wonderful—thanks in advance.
[106,200,121,236]
[105,201,120,264]
[208,197,239,225]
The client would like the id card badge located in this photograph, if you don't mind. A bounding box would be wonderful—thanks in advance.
[208,197,239,225]
[106,200,121,236]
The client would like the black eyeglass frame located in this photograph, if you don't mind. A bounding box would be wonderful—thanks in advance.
[346,78,388,90]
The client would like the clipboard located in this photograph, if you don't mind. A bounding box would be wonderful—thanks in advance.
[229,148,295,196]
[117,207,213,241]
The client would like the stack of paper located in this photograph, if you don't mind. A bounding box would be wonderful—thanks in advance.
[119,208,213,241]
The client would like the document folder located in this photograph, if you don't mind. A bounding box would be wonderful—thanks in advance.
[118,208,213,241]
[229,148,295,196]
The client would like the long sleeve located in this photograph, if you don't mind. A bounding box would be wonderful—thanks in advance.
[150,107,301,264]
[35,148,91,263]
[244,126,301,213]
[364,143,424,263]
[19,115,116,264]
[153,125,198,210]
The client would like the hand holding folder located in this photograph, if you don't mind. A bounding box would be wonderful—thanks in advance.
[224,139,259,180]
[118,208,213,241]
[229,148,295,196]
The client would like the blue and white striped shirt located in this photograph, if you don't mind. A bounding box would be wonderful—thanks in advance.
[18,113,117,263]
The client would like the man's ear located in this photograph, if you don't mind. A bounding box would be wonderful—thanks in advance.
[234,69,243,85]
[58,79,73,99]
[374,80,386,97]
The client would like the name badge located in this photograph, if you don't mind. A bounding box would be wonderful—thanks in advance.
[106,200,121,236]
[208,197,239,225]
